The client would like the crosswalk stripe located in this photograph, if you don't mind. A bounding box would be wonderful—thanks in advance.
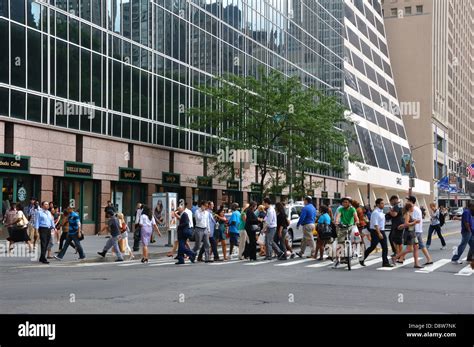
[351,257,382,270]
[209,260,244,266]
[243,260,276,266]
[376,257,421,271]
[275,258,315,266]
[454,265,473,276]
[274,258,314,267]
[415,259,451,273]
[148,261,180,267]
[305,260,332,268]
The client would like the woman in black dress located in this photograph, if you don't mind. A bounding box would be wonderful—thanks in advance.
[7,203,33,253]
[244,201,260,261]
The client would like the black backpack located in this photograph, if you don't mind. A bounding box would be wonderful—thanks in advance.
[439,210,445,227]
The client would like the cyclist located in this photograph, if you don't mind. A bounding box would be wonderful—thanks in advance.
[333,197,359,268]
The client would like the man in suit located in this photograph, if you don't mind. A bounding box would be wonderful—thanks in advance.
[175,204,196,265]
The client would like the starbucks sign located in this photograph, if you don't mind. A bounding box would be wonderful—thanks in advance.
[17,187,27,202]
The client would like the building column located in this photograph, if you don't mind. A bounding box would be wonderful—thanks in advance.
[99,180,111,231]
[146,183,155,208]
[40,176,54,203]
[185,186,193,206]
[216,189,223,208]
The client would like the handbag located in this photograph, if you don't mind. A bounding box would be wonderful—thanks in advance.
[16,211,29,228]
[317,223,333,240]
[257,233,265,246]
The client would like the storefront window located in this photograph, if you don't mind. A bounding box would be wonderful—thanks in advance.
[0,174,40,218]
[54,178,98,223]
[112,182,146,223]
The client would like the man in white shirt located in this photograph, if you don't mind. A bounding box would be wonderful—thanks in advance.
[184,202,194,229]
[192,201,212,263]
[406,196,433,265]
[263,197,285,261]
[360,198,393,267]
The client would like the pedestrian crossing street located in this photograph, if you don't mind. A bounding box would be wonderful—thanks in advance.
[14,254,472,276]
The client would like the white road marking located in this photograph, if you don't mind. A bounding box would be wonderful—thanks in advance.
[454,265,473,276]
[209,260,245,266]
[351,257,382,270]
[243,260,276,266]
[305,260,333,268]
[274,258,314,267]
[415,259,451,273]
[376,257,421,271]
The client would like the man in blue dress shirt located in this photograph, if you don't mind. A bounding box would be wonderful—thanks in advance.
[34,201,55,264]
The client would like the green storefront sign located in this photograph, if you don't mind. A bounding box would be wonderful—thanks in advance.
[163,172,180,186]
[0,153,30,174]
[197,176,213,188]
[226,180,239,191]
[64,161,93,179]
[119,168,142,182]
[251,183,262,192]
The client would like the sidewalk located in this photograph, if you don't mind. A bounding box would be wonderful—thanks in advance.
[0,231,175,264]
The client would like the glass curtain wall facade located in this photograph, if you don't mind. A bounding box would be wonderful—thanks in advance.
[343,0,411,174]
[0,0,345,179]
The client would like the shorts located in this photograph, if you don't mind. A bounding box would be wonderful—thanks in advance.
[391,230,403,245]
[403,229,418,246]
[229,233,239,246]
[416,233,425,249]
[336,226,350,244]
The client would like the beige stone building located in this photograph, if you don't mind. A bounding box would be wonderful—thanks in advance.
[382,0,474,206]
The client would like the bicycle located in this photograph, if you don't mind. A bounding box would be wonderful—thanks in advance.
[331,224,352,270]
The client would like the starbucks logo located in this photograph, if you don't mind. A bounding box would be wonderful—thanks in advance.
[17,187,27,202]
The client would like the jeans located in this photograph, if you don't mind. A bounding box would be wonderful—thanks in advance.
[103,235,123,260]
[177,237,195,263]
[364,229,389,265]
[38,227,52,262]
[265,227,282,258]
[426,224,446,247]
[452,231,472,261]
[199,236,219,260]
[58,233,84,259]
[277,228,287,254]
[193,227,210,261]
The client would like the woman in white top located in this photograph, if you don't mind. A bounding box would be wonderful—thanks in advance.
[139,206,161,263]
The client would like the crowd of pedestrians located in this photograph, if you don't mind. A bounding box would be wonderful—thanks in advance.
[2,195,473,270]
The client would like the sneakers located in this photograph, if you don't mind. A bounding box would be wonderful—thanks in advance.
[115,258,124,262]
[332,261,340,269]
[359,260,366,267]
[97,251,106,258]
[296,252,303,258]
[451,260,463,264]
[382,263,394,268]
[189,255,196,263]
[290,253,296,259]
[440,246,447,250]
[278,253,287,260]
[53,255,62,261]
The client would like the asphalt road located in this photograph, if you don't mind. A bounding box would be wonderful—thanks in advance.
[0,221,472,314]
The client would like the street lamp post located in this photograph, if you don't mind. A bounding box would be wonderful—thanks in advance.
[407,141,438,197]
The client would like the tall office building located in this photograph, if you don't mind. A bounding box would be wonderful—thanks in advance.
[342,0,430,206]
[0,0,347,233]
[382,0,474,206]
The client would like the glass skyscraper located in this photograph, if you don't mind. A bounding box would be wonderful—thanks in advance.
[0,0,349,232]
